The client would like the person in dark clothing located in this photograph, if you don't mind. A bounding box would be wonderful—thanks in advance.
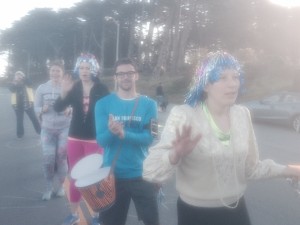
[155,82,168,112]
[9,71,41,138]
[156,82,164,96]
[54,53,109,225]
[54,80,108,140]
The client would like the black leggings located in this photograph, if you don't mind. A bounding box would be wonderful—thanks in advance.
[177,197,252,225]
[14,107,41,137]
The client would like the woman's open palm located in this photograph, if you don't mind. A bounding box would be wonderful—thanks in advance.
[172,125,202,158]
[61,75,74,98]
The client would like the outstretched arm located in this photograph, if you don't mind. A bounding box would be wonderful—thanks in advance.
[54,76,75,112]
[244,107,288,180]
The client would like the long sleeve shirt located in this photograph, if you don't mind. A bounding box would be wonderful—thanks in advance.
[95,93,157,179]
[34,80,71,130]
[143,104,286,208]
[54,80,109,140]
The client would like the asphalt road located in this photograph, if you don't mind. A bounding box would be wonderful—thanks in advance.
[1,87,300,225]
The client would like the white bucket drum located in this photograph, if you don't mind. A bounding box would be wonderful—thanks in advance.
[75,167,116,212]
[71,153,103,180]
[287,165,300,195]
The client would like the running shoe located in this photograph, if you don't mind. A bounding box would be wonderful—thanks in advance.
[91,216,100,225]
[55,187,65,197]
[62,214,80,225]
[42,190,52,201]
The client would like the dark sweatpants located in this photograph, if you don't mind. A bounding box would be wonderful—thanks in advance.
[14,106,41,137]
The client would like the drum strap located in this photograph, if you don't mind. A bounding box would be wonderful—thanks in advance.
[110,96,140,174]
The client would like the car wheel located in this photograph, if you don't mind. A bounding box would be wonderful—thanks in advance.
[292,115,300,132]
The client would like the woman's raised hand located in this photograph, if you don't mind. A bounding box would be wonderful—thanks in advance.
[61,74,74,99]
[169,125,202,165]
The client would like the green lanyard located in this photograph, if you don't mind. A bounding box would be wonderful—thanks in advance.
[202,103,230,146]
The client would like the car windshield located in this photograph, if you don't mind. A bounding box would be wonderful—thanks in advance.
[263,93,300,103]
[283,95,300,103]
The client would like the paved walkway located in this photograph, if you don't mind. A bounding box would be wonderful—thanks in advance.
[0,84,178,225]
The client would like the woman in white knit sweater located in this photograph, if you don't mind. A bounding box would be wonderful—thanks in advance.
[143,51,300,225]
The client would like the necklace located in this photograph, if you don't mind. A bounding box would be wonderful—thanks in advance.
[202,103,231,146]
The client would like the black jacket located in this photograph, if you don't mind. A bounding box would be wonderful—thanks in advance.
[54,79,109,140]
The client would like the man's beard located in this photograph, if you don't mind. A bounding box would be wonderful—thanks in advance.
[118,82,133,91]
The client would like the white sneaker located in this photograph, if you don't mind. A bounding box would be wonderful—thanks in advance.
[42,190,52,201]
[55,187,65,197]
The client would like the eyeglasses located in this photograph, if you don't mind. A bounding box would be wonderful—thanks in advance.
[115,71,136,78]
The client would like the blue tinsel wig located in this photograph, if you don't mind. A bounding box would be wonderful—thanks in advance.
[184,51,244,107]
[73,53,100,78]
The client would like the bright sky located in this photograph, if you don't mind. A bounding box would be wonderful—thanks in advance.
[0,0,82,30]
[1,0,300,30]
[0,0,82,77]
[0,0,300,77]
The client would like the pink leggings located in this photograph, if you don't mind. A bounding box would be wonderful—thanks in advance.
[67,138,103,203]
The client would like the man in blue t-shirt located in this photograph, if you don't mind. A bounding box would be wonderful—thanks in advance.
[95,58,159,225]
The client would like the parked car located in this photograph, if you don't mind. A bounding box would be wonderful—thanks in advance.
[242,91,300,132]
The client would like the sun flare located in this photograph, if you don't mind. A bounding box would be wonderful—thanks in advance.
[270,0,300,8]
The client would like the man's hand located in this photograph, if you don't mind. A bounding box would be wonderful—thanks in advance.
[108,114,124,139]
[42,104,49,113]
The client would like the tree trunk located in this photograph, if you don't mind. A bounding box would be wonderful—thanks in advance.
[153,3,177,77]
[170,0,182,75]
[128,22,136,58]
[172,0,198,73]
